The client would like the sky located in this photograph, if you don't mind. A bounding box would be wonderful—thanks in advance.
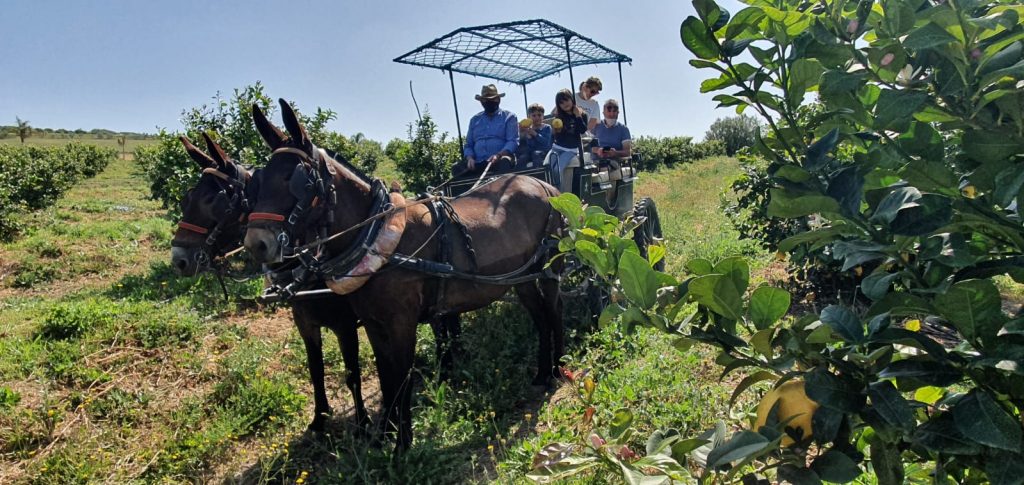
[0,0,745,143]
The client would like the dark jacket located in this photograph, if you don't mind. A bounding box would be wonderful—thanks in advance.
[552,111,588,149]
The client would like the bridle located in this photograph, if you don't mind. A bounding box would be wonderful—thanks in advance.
[248,145,339,249]
[174,165,252,266]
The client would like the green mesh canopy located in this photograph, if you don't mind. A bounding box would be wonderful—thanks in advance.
[393,19,631,85]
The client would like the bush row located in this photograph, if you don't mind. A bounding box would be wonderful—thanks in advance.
[632,136,725,171]
[0,143,116,240]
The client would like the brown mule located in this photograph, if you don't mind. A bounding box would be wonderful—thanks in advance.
[171,133,369,432]
[244,99,566,450]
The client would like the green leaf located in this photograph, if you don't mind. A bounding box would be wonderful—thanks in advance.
[671,437,710,461]
[804,367,863,412]
[609,408,634,440]
[705,431,769,469]
[806,128,839,170]
[861,271,901,301]
[986,451,1024,485]
[681,17,720,60]
[903,22,959,50]
[548,193,583,229]
[820,70,867,97]
[1000,318,1024,336]
[750,286,790,329]
[933,279,1002,341]
[728,370,777,407]
[994,164,1024,207]
[879,359,961,386]
[810,449,863,483]
[913,413,983,455]
[724,7,766,40]
[952,391,1022,452]
[768,188,841,218]
[898,122,944,165]
[820,305,865,344]
[777,465,823,485]
[647,244,666,268]
[866,292,935,318]
[868,381,915,431]
[980,59,1024,88]
[750,328,774,357]
[689,274,743,320]
[914,386,945,405]
[774,164,811,183]
[890,194,952,236]
[713,256,749,296]
[874,90,929,131]
[618,251,661,310]
[962,129,1024,164]
[899,159,959,195]
[575,240,614,276]
[685,258,714,275]
[871,186,921,224]
[788,59,824,107]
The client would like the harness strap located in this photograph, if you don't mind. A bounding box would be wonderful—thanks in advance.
[178,221,209,235]
[249,212,286,222]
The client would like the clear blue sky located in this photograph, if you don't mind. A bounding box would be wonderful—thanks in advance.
[0,0,744,143]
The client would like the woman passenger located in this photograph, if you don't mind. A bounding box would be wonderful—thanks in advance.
[548,89,588,193]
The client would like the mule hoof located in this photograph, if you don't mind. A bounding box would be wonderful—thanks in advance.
[308,408,333,433]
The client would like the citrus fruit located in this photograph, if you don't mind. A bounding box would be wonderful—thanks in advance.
[753,379,818,446]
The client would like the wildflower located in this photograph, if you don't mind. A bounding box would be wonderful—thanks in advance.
[583,406,596,426]
[880,53,895,67]
[524,413,533,423]
[617,445,637,461]
[487,444,495,454]
[589,433,606,448]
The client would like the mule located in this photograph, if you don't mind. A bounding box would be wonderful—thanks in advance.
[170,133,368,431]
[244,99,565,449]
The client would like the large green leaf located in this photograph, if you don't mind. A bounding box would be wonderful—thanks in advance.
[705,430,769,469]
[618,251,661,310]
[724,7,767,40]
[804,367,863,412]
[879,359,961,386]
[952,391,1022,451]
[994,164,1024,207]
[979,59,1024,88]
[933,279,1002,341]
[826,166,865,218]
[861,271,901,301]
[548,193,583,229]
[866,292,935,318]
[713,256,749,296]
[685,258,714,275]
[575,240,615,276]
[749,286,790,329]
[962,129,1024,164]
[788,59,824,107]
[899,159,959,195]
[681,17,720,60]
[688,274,743,320]
[871,186,921,224]
[986,451,1024,485]
[912,413,983,455]
[819,305,865,344]
[768,188,841,218]
[609,408,634,441]
[805,128,839,170]
[810,450,863,483]
[728,370,777,407]
[897,122,944,162]
[874,90,929,131]
[903,21,959,49]
[868,381,915,431]
[777,465,823,485]
[889,194,952,236]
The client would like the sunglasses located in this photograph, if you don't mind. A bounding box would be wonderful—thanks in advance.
[605,106,618,111]
[588,88,600,96]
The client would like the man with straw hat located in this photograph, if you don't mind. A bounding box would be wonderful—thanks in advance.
[460,84,518,175]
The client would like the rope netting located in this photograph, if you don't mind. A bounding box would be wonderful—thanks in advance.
[394,19,631,84]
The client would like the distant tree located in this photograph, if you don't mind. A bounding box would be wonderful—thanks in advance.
[704,114,762,156]
[15,117,31,144]
[117,135,127,159]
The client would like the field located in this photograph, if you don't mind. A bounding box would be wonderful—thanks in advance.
[0,155,771,483]
[0,136,157,154]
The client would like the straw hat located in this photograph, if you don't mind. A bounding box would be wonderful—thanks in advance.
[475,84,506,100]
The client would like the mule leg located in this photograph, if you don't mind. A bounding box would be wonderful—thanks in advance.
[331,321,368,428]
[540,277,565,378]
[293,306,331,432]
[432,313,462,381]
[515,281,554,386]
[364,321,417,451]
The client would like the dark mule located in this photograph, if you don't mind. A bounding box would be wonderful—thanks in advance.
[244,99,565,449]
[170,133,368,431]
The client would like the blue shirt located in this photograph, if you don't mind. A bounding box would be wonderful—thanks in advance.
[464,109,519,161]
[520,123,553,154]
[593,121,631,151]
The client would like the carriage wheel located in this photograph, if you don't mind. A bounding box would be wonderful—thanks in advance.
[632,197,665,272]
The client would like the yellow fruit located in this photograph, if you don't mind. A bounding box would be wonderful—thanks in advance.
[754,380,818,446]
[962,185,976,199]
[519,119,532,129]
[552,118,563,131]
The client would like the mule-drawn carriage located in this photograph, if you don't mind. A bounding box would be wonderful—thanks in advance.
[168,20,664,450]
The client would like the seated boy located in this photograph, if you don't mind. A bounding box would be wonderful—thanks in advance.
[516,103,553,167]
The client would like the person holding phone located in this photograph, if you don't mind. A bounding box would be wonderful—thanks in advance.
[591,99,631,161]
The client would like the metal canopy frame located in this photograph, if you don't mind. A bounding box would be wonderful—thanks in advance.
[394,19,632,153]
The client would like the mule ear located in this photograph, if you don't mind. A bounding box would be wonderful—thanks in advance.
[278,98,311,149]
[180,136,215,168]
[202,132,232,170]
[252,104,286,150]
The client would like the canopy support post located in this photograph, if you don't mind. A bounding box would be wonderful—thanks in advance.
[564,35,585,181]
[448,69,464,157]
[522,84,528,113]
[618,61,628,126]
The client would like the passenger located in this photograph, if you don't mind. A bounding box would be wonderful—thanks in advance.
[575,76,602,133]
[591,99,632,162]
[457,84,518,176]
[549,89,588,193]
[516,103,552,168]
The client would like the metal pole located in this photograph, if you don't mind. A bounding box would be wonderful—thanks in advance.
[564,35,585,180]
[618,61,628,126]
[448,69,464,156]
[522,84,528,113]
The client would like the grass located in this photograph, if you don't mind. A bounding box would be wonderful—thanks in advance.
[0,136,156,153]
[0,154,763,483]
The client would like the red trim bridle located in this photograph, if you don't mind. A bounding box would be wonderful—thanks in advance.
[248,212,286,222]
[177,221,210,234]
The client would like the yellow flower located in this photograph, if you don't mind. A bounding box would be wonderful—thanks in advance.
[906,319,921,332]
[524,413,533,423]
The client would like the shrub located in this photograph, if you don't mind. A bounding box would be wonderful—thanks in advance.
[393,113,461,194]
[632,136,725,171]
[38,299,117,340]
[704,114,762,155]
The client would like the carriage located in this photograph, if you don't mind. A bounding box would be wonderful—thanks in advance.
[393,19,663,263]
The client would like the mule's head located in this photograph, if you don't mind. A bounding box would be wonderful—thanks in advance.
[244,99,344,263]
[171,133,251,276]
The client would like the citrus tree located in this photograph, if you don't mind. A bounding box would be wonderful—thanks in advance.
[531,0,1024,483]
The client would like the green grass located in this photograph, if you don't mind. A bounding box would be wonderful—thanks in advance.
[0,155,760,483]
[0,136,156,153]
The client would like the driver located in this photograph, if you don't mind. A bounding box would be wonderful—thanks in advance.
[591,99,632,163]
[458,84,518,176]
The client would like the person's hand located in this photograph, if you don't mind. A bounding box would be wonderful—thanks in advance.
[574,106,584,117]
[486,154,499,164]
[467,157,476,171]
